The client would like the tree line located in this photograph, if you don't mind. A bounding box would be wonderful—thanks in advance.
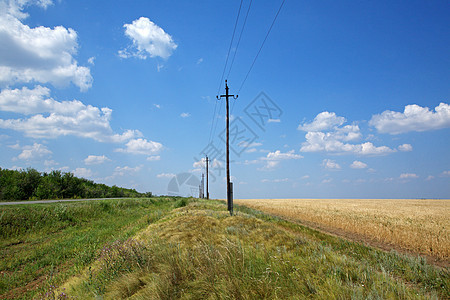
[0,168,152,201]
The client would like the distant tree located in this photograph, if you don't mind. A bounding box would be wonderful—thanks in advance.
[0,167,152,201]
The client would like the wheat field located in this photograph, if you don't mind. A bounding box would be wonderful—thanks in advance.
[235,198,449,261]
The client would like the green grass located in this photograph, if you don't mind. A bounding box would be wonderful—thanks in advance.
[0,197,178,299]
[60,200,448,299]
[1,198,448,299]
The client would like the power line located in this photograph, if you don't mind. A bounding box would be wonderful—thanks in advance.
[207,100,218,144]
[216,0,244,95]
[212,100,224,143]
[226,0,253,80]
[209,0,245,146]
[237,0,286,94]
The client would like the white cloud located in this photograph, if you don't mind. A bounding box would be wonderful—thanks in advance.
[87,57,95,65]
[0,1,92,91]
[84,155,110,165]
[197,58,203,64]
[260,150,303,170]
[301,175,310,180]
[298,111,345,132]
[322,159,341,170]
[268,118,281,123]
[147,155,160,161]
[350,160,367,169]
[8,143,20,149]
[0,86,141,142]
[322,178,333,184]
[261,178,288,183]
[369,103,450,134]
[399,173,418,179]
[299,111,395,156]
[1,0,53,19]
[153,104,161,109]
[113,165,143,177]
[426,175,434,181]
[16,142,51,160]
[119,17,177,59]
[301,131,394,155]
[266,150,303,160]
[441,171,450,177]
[157,173,175,179]
[115,138,163,156]
[180,112,190,118]
[193,158,206,169]
[73,167,93,179]
[398,144,413,152]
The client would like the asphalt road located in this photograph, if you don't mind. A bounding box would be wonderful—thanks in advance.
[0,198,126,206]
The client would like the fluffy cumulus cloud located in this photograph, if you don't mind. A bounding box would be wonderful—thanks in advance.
[119,17,177,59]
[261,150,302,170]
[0,0,92,91]
[350,160,367,169]
[84,155,110,165]
[115,138,163,156]
[398,144,413,152]
[322,159,341,170]
[73,167,93,179]
[298,111,345,132]
[16,142,51,160]
[0,86,140,142]
[369,103,450,134]
[299,111,395,155]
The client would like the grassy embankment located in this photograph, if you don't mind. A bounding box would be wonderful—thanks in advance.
[234,198,450,263]
[0,197,178,299]
[1,198,448,299]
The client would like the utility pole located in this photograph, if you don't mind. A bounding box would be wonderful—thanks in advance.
[206,156,209,199]
[201,173,205,198]
[217,80,238,215]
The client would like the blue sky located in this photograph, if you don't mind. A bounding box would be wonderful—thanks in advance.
[0,0,449,199]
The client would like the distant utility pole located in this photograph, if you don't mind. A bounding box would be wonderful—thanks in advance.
[201,173,205,198]
[206,156,209,199]
[217,80,238,215]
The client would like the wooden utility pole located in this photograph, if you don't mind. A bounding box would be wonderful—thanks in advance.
[217,80,237,215]
[206,156,209,199]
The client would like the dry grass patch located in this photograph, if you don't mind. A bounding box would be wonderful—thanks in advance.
[59,200,447,299]
[235,198,450,262]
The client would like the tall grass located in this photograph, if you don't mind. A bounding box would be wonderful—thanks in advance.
[0,197,176,299]
[61,200,448,299]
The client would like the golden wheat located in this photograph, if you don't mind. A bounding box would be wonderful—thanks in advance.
[235,199,449,261]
